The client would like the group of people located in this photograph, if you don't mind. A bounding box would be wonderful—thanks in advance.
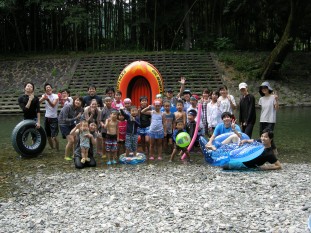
[18,77,281,170]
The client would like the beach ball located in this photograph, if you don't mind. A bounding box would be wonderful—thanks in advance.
[176,132,191,148]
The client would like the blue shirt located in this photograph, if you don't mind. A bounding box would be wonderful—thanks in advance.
[213,123,241,137]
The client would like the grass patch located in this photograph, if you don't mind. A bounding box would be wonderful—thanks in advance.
[216,51,268,80]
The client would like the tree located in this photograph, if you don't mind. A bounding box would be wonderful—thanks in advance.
[261,0,310,79]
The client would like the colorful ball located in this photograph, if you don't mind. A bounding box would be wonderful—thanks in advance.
[176,132,191,148]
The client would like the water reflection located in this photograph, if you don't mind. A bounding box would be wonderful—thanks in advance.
[0,108,311,199]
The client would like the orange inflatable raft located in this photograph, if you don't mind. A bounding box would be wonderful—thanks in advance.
[117,61,164,107]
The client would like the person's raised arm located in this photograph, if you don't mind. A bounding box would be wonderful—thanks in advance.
[273,91,279,111]
[231,119,242,138]
[176,77,186,98]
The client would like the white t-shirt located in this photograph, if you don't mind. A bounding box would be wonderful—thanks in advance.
[206,102,222,128]
[44,93,59,118]
[218,95,236,114]
[259,95,276,123]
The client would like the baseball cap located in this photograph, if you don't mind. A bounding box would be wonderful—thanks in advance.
[239,82,248,90]
[183,89,191,94]
[188,109,197,117]
[190,94,199,101]
[166,88,173,93]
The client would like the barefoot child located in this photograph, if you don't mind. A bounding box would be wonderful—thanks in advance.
[170,120,191,162]
[138,96,151,155]
[163,100,175,153]
[120,106,140,157]
[141,99,165,160]
[174,99,187,126]
[117,113,127,156]
[104,110,119,165]
[79,121,92,163]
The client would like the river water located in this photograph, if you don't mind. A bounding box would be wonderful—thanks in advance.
[0,108,310,198]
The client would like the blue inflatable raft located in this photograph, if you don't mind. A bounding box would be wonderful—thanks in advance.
[199,132,264,167]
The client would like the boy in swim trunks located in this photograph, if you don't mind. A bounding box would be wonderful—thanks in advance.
[103,110,119,165]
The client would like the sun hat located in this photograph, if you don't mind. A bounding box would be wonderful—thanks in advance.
[259,81,273,96]
[239,82,248,90]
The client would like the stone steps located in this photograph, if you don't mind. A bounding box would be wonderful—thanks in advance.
[0,52,223,114]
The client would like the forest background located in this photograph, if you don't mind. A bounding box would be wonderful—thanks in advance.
[0,0,310,79]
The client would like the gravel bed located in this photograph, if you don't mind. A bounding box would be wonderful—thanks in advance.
[0,163,310,233]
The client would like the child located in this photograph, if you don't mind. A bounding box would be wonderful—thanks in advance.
[138,96,151,155]
[100,96,114,158]
[141,99,165,160]
[117,113,127,155]
[170,120,191,162]
[120,105,140,157]
[174,99,187,126]
[186,109,200,148]
[123,98,132,115]
[79,121,92,163]
[163,100,175,153]
[104,111,119,165]
[112,91,124,110]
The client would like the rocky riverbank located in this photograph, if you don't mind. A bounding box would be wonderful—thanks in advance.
[0,163,310,232]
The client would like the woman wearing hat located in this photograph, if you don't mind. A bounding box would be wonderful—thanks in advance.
[258,81,279,154]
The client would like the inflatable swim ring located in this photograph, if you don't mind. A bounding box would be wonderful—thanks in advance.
[117,61,164,107]
[11,120,47,157]
[119,152,146,165]
[199,133,264,167]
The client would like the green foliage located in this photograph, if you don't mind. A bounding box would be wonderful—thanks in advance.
[217,51,268,79]
[51,67,57,77]
[213,38,234,51]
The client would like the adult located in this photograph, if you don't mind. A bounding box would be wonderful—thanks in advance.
[58,96,83,160]
[83,99,102,155]
[201,88,211,136]
[83,99,101,125]
[39,83,59,151]
[18,82,40,128]
[206,90,222,136]
[83,84,103,108]
[59,89,73,107]
[71,122,98,169]
[238,82,256,138]
[205,112,241,150]
[223,129,282,170]
[218,85,236,115]
[258,81,279,154]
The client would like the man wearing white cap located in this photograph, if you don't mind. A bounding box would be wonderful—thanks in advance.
[238,82,256,138]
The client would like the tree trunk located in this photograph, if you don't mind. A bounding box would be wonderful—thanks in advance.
[261,0,308,79]
[183,0,191,50]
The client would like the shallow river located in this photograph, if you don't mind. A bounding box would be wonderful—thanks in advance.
[0,108,311,198]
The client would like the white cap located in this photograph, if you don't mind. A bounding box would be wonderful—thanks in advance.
[239,82,248,90]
